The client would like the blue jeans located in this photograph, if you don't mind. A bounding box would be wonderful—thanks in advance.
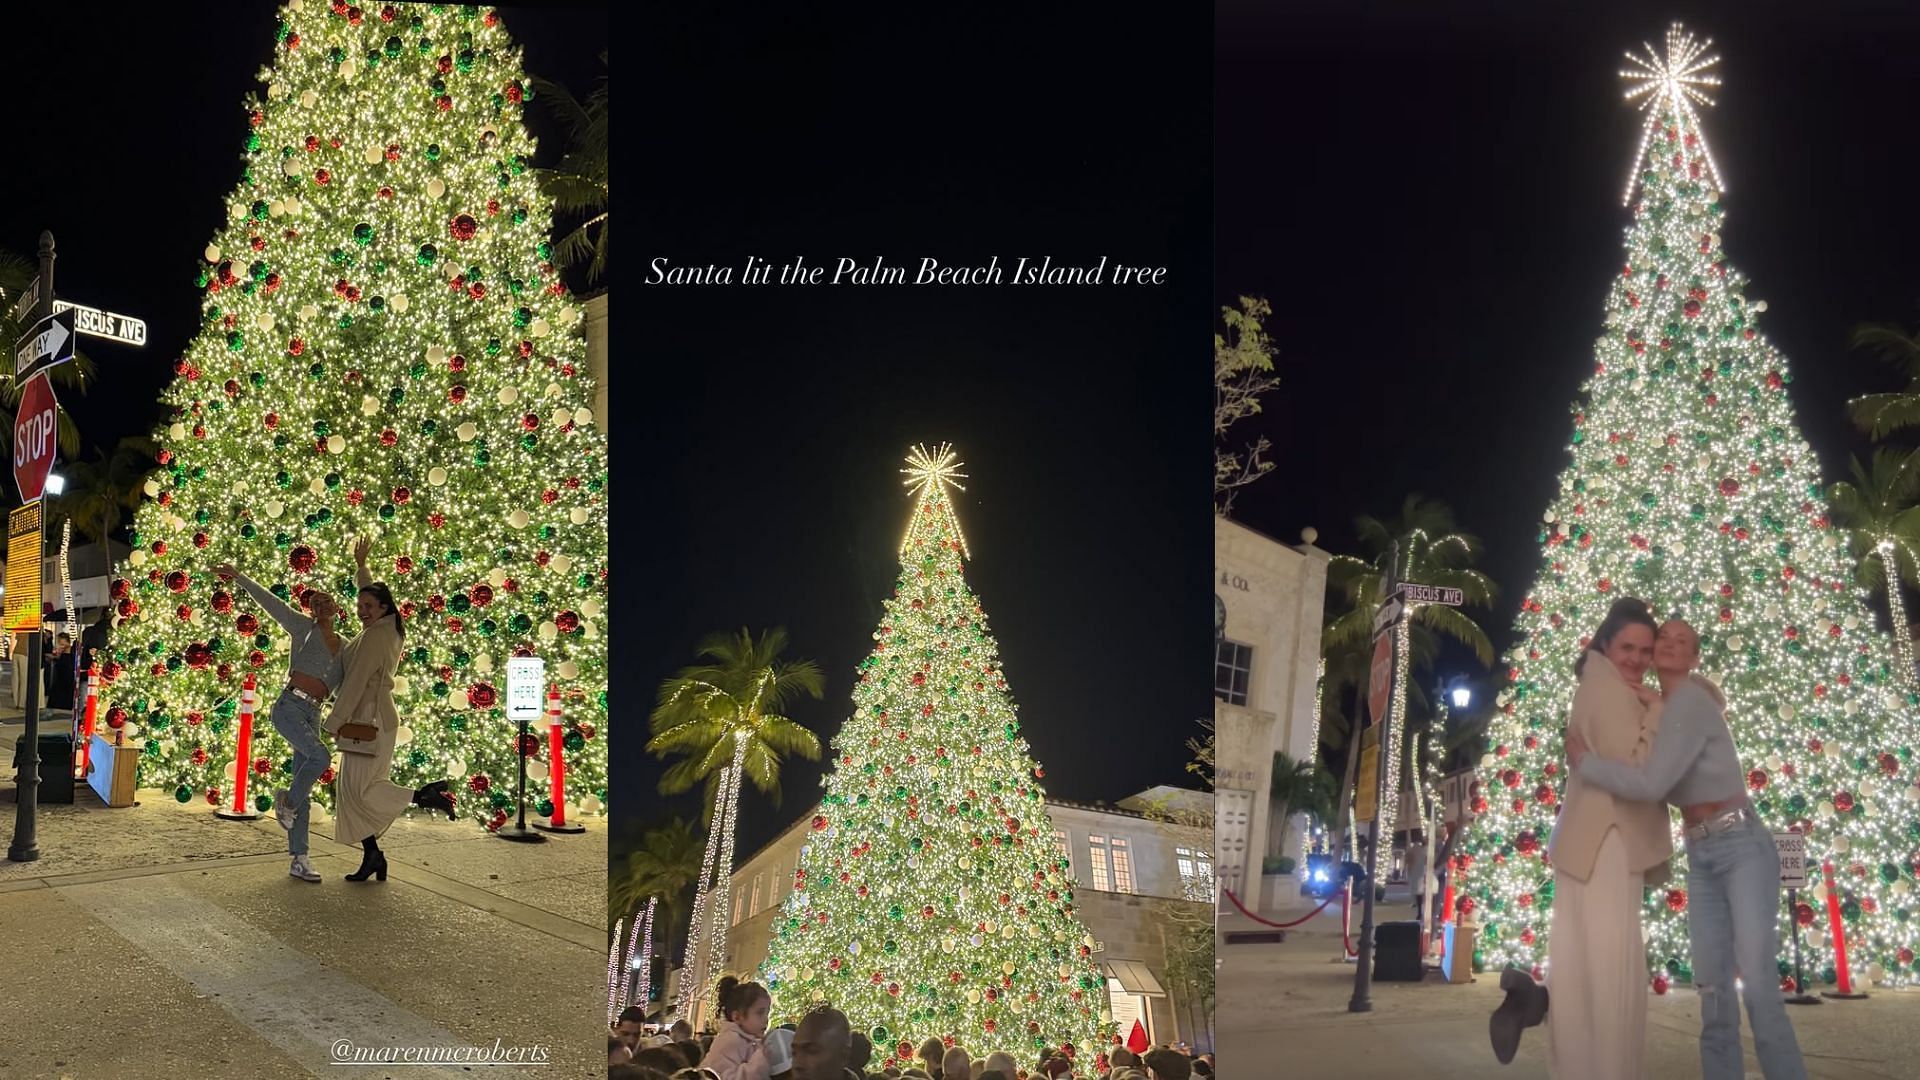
[270,692,328,857]
[1685,813,1808,1080]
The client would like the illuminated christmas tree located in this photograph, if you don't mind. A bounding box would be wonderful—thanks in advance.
[102,2,608,830]
[760,446,1111,1067]
[1460,24,1920,991]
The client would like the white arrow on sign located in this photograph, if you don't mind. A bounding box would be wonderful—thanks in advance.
[14,309,73,378]
[52,300,146,347]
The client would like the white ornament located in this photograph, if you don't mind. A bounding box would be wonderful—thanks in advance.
[488,568,508,588]
[539,621,559,640]
[266,80,285,101]
[392,676,409,696]
[531,318,550,338]
[1778,704,1795,721]
[450,757,468,779]
[129,549,148,567]
[1753,300,1768,313]
[428,467,448,487]
[362,145,382,165]
[550,409,570,429]
[584,622,600,640]
[579,794,601,814]
[340,57,359,81]
[204,245,221,263]
[508,510,530,529]
[545,382,563,399]
[498,385,519,405]
[391,294,409,313]
[325,435,345,454]
[1834,835,1851,854]
[395,725,413,748]
[300,89,318,109]
[456,422,478,442]
[474,654,495,674]
[168,422,186,441]
[1845,616,1861,630]
[361,396,380,417]
[580,598,601,618]
[254,312,275,332]
[550,554,573,573]
[427,345,448,365]
[264,500,284,519]
[300,303,319,321]
[268,200,285,219]
[1818,800,1836,819]
[573,407,594,428]
[307,477,326,496]
[428,179,447,199]
[143,479,161,498]
[558,660,579,680]
[569,507,590,525]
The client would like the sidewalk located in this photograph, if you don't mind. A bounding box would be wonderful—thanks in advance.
[0,780,606,1079]
[1220,887,1918,1079]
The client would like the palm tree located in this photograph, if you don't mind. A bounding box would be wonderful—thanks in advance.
[647,626,825,1021]
[1829,448,1920,684]
[1849,321,1920,438]
[531,53,608,283]
[1268,750,1335,861]
[609,817,707,974]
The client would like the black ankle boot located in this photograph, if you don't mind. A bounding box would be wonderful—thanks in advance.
[412,780,456,820]
[345,837,387,882]
[1489,967,1550,1064]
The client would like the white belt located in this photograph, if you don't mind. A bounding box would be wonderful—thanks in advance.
[282,684,324,707]
[1682,803,1755,843]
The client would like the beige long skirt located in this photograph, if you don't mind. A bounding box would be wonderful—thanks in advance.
[332,726,415,843]
[1547,827,1648,1080]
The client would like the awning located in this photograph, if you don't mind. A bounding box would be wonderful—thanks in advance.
[1103,959,1165,996]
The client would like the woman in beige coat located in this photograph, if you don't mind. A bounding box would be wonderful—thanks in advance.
[325,536,445,881]
[1492,596,1673,1075]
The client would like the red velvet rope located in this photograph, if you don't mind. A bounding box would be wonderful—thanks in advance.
[1222,886,1336,928]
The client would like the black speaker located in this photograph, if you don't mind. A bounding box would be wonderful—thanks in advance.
[1373,920,1424,981]
[13,732,74,804]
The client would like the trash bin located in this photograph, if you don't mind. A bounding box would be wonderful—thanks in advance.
[13,731,74,804]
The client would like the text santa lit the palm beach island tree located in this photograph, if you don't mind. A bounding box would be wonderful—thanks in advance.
[644,254,1166,286]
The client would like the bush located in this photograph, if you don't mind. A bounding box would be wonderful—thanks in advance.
[1262,855,1296,875]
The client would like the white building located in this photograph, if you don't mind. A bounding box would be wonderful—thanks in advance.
[1213,517,1328,905]
[720,786,1215,1053]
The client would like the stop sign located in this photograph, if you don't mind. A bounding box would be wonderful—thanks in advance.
[13,370,56,502]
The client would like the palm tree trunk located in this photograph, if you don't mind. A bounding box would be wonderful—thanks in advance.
[700,739,748,1022]
[1881,548,1919,688]
[672,765,731,1024]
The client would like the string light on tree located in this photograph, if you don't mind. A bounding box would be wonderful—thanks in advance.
[760,446,1111,1066]
[102,2,608,827]
[1462,23,1920,991]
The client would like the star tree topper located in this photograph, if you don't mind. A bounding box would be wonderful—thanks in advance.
[1621,22,1725,205]
[901,443,970,560]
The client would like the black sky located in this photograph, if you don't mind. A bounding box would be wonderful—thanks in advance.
[1219,1,1920,695]
[628,9,1212,861]
[0,5,606,462]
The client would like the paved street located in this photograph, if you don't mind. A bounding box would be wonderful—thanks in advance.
[0,759,606,1080]
[1221,885,1920,1080]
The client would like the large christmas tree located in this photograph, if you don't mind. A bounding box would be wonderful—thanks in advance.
[102,1,608,829]
[760,446,1110,1067]
[1461,25,1920,991]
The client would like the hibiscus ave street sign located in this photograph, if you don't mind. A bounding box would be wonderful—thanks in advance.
[12,370,56,502]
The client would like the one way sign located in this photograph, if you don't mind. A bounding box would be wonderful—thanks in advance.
[14,308,74,379]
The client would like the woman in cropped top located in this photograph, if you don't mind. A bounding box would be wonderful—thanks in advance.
[1568,618,1807,1080]
[213,559,346,884]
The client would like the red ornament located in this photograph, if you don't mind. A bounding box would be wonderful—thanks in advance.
[1653,975,1670,995]
[1719,478,1740,497]
[812,814,829,831]
[449,214,479,241]
[289,545,318,573]
[236,613,259,635]
[165,571,190,593]
[1666,889,1687,913]
[466,683,497,709]
[1748,768,1768,791]
[469,583,493,607]
[556,610,581,634]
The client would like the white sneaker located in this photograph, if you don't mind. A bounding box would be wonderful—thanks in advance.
[289,856,321,883]
[274,789,294,831]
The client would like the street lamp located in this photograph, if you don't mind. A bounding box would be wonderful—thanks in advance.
[1449,685,1472,710]
[43,472,63,496]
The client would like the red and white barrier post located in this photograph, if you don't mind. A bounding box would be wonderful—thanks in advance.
[71,664,101,780]
[534,685,583,834]
[215,673,262,821]
[1819,858,1869,999]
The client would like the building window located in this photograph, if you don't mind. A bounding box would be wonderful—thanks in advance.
[750,874,763,917]
[1053,829,1071,879]
[1215,639,1253,705]
[768,861,781,905]
[1087,835,1134,894]
[733,891,744,927]
[1176,845,1215,902]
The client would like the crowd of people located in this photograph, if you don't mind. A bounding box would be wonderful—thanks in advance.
[609,978,1216,1080]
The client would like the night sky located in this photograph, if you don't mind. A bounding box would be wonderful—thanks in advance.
[627,9,1212,862]
[0,5,606,462]
[1219,2,1920,699]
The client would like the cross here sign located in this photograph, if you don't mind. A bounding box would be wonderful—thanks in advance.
[1775,831,1809,890]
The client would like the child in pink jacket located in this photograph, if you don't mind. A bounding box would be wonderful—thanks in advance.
[701,979,772,1080]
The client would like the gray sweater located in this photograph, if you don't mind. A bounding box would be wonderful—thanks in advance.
[1575,677,1745,807]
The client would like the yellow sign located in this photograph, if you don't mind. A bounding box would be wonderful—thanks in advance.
[4,501,41,632]
[1354,726,1380,824]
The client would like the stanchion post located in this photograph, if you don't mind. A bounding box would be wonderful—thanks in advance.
[216,672,262,820]
[534,684,583,834]
[1819,859,1868,999]
[71,663,100,780]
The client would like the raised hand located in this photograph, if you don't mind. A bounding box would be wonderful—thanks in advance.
[352,535,372,566]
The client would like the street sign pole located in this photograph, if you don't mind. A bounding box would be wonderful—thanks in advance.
[8,231,52,864]
[1351,542,1403,1013]
[496,656,549,844]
